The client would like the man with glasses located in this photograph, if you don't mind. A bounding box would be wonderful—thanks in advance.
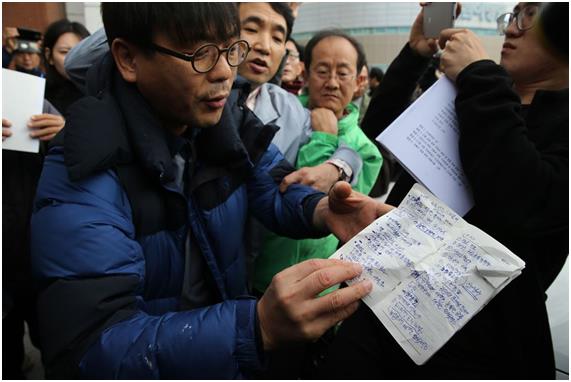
[280,38,305,95]
[30,4,392,379]
[314,2,568,379]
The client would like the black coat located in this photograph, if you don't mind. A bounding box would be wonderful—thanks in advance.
[2,100,61,292]
[316,44,568,379]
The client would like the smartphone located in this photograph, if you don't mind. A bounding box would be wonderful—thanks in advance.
[423,2,456,38]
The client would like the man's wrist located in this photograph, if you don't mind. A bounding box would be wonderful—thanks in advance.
[325,158,353,182]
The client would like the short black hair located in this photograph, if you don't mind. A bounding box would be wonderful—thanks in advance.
[238,3,294,41]
[101,3,240,52]
[369,66,384,82]
[43,19,90,63]
[304,29,366,75]
[269,3,294,40]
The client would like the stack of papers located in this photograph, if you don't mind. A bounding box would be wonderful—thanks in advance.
[331,184,524,365]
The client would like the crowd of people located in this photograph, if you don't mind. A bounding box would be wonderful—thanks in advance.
[2,2,568,379]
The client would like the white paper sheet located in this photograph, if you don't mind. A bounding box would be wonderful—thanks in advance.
[377,77,474,216]
[331,184,525,365]
[2,68,45,153]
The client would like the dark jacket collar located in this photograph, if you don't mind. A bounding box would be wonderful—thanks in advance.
[60,53,277,183]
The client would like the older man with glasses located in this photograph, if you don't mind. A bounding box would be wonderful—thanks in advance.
[254,29,382,302]
[315,2,568,379]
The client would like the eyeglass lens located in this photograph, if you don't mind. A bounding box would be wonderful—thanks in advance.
[313,68,354,83]
[497,5,539,35]
[193,41,249,73]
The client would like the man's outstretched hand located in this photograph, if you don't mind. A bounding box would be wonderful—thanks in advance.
[257,258,372,350]
[313,181,394,243]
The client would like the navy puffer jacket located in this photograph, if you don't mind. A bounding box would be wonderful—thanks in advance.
[31,53,325,379]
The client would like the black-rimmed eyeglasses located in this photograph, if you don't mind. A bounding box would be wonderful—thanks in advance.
[497,4,540,35]
[151,40,250,73]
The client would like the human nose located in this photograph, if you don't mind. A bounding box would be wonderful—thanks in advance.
[504,14,523,37]
[324,74,340,89]
[207,51,234,81]
[252,32,271,55]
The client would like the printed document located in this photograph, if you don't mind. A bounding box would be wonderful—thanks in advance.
[377,77,473,216]
[331,184,525,365]
[2,68,44,153]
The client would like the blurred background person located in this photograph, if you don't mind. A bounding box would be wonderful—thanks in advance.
[289,2,302,18]
[11,35,43,77]
[3,26,20,68]
[367,66,384,97]
[42,19,90,116]
[352,63,370,124]
[281,37,305,95]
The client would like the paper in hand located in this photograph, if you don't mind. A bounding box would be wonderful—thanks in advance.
[378,77,474,216]
[331,184,524,365]
[2,68,45,153]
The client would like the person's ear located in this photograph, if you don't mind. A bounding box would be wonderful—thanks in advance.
[111,38,139,83]
[44,47,53,65]
[354,68,365,92]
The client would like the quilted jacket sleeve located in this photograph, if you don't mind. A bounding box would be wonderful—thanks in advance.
[31,148,263,379]
[245,143,327,239]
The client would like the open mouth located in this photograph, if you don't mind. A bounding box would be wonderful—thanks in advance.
[248,58,269,74]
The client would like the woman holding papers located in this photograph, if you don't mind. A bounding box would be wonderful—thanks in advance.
[2,19,89,378]
[314,2,568,379]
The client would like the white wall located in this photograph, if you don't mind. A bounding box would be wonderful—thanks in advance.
[65,2,102,33]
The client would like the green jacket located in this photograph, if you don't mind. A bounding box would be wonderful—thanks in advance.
[253,96,382,292]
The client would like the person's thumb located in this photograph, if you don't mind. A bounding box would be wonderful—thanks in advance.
[328,181,353,213]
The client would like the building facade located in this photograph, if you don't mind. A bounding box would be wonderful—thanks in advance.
[292,2,514,69]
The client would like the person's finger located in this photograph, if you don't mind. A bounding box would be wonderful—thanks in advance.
[29,113,63,121]
[2,128,13,140]
[280,171,302,193]
[329,181,352,201]
[298,261,364,297]
[39,133,57,141]
[328,181,364,214]
[310,279,372,318]
[2,118,12,127]
[28,118,63,129]
[28,115,64,129]
[30,113,62,121]
[438,28,465,49]
[298,300,361,340]
[321,299,361,330]
[30,126,60,138]
[427,38,438,52]
[274,258,352,286]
